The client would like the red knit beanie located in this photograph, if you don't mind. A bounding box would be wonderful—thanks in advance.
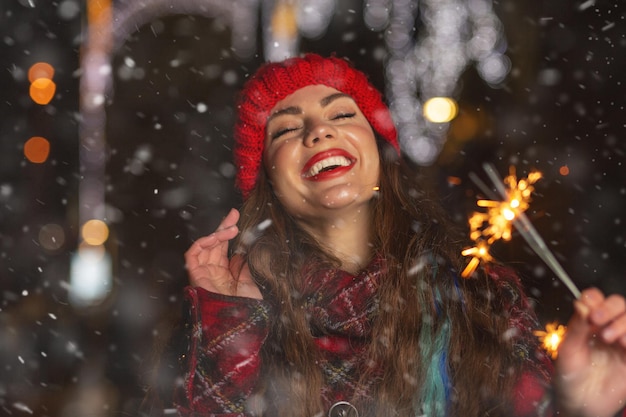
[234,53,399,199]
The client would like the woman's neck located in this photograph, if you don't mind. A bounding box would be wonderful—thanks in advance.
[298,206,374,274]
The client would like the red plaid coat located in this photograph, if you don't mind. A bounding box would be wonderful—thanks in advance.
[175,261,564,417]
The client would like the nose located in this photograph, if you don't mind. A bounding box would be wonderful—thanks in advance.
[304,121,336,147]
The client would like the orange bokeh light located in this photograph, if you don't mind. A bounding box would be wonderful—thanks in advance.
[88,0,112,24]
[559,165,570,176]
[30,78,57,105]
[271,2,298,38]
[28,62,55,83]
[82,219,110,246]
[24,136,51,163]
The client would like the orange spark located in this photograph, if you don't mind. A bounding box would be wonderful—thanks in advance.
[461,167,542,277]
[461,242,493,277]
[534,322,567,359]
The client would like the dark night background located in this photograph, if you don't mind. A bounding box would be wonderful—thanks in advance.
[1,0,625,415]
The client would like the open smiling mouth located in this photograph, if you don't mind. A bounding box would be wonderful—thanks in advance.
[303,155,355,178]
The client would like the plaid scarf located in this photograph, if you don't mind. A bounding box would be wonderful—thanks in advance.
[302,257,385,407]
[176,260,559,417]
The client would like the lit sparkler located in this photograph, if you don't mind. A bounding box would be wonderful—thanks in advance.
[461,242,493,278]
[534,322,567,359]
[461,165,540,277]
[462,164,581,300]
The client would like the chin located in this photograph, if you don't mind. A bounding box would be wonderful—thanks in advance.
[319,187,373,209]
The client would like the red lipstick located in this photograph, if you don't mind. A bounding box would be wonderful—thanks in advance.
[301,148,356,181]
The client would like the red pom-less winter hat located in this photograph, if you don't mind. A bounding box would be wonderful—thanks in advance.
[233,53,399,199]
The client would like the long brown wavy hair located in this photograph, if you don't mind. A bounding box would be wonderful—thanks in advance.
[235,139,543,417]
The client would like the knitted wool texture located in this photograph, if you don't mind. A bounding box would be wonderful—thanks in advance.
[234,53,400,199]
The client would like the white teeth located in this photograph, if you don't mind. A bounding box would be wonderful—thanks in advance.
[306,156,352,177]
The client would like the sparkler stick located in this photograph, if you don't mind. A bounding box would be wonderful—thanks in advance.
[481,163,581,299]
[468,171,499,201]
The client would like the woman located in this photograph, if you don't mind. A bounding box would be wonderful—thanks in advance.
[176,54,626,417]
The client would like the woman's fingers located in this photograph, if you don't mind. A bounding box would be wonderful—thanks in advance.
[563,289,602,343]
[555,288,626,417]
[590,294,626,345]
[562,288,626,359]
[186,210,240,253]
[194,227,239,264]
[216,208,240,232]
[185,210,240,258]
[184,209,242,291]
[601,313,626,345]
[573,289,626,344]
[184,208,262,299]
[589,293,625,325]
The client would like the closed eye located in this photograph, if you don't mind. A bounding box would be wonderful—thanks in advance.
[272,126,301,140]
[332,112,356,120]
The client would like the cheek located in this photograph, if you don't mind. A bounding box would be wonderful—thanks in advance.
[263,145,284,179]
[361,137,381,172]
[264,144,301,183]
[363,144,381,186]
[263,158,278,180]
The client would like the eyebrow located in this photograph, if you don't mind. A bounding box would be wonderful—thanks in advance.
[267,92,353,123]
[320,92,352,107]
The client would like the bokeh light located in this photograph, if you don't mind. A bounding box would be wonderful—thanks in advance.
[29,77,57,105]
[69,245,112,307]
[87,0,112,24]
[2,1,625,415]
[81,219,110,246]
[38,223,66,251]
[24,136,51,163]
[271,2,298,38]
[423,97,458,123]
[28,62,55,83]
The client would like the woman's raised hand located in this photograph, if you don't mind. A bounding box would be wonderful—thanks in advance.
[555,288,626,417]
[184,208,262,300]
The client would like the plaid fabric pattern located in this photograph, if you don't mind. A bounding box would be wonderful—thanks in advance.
[302,257,385,407]
[484,264,554,417]
[176,287,272,416]
[175,260,562,417]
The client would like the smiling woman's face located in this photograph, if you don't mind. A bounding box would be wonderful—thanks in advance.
[263,84,380,222]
